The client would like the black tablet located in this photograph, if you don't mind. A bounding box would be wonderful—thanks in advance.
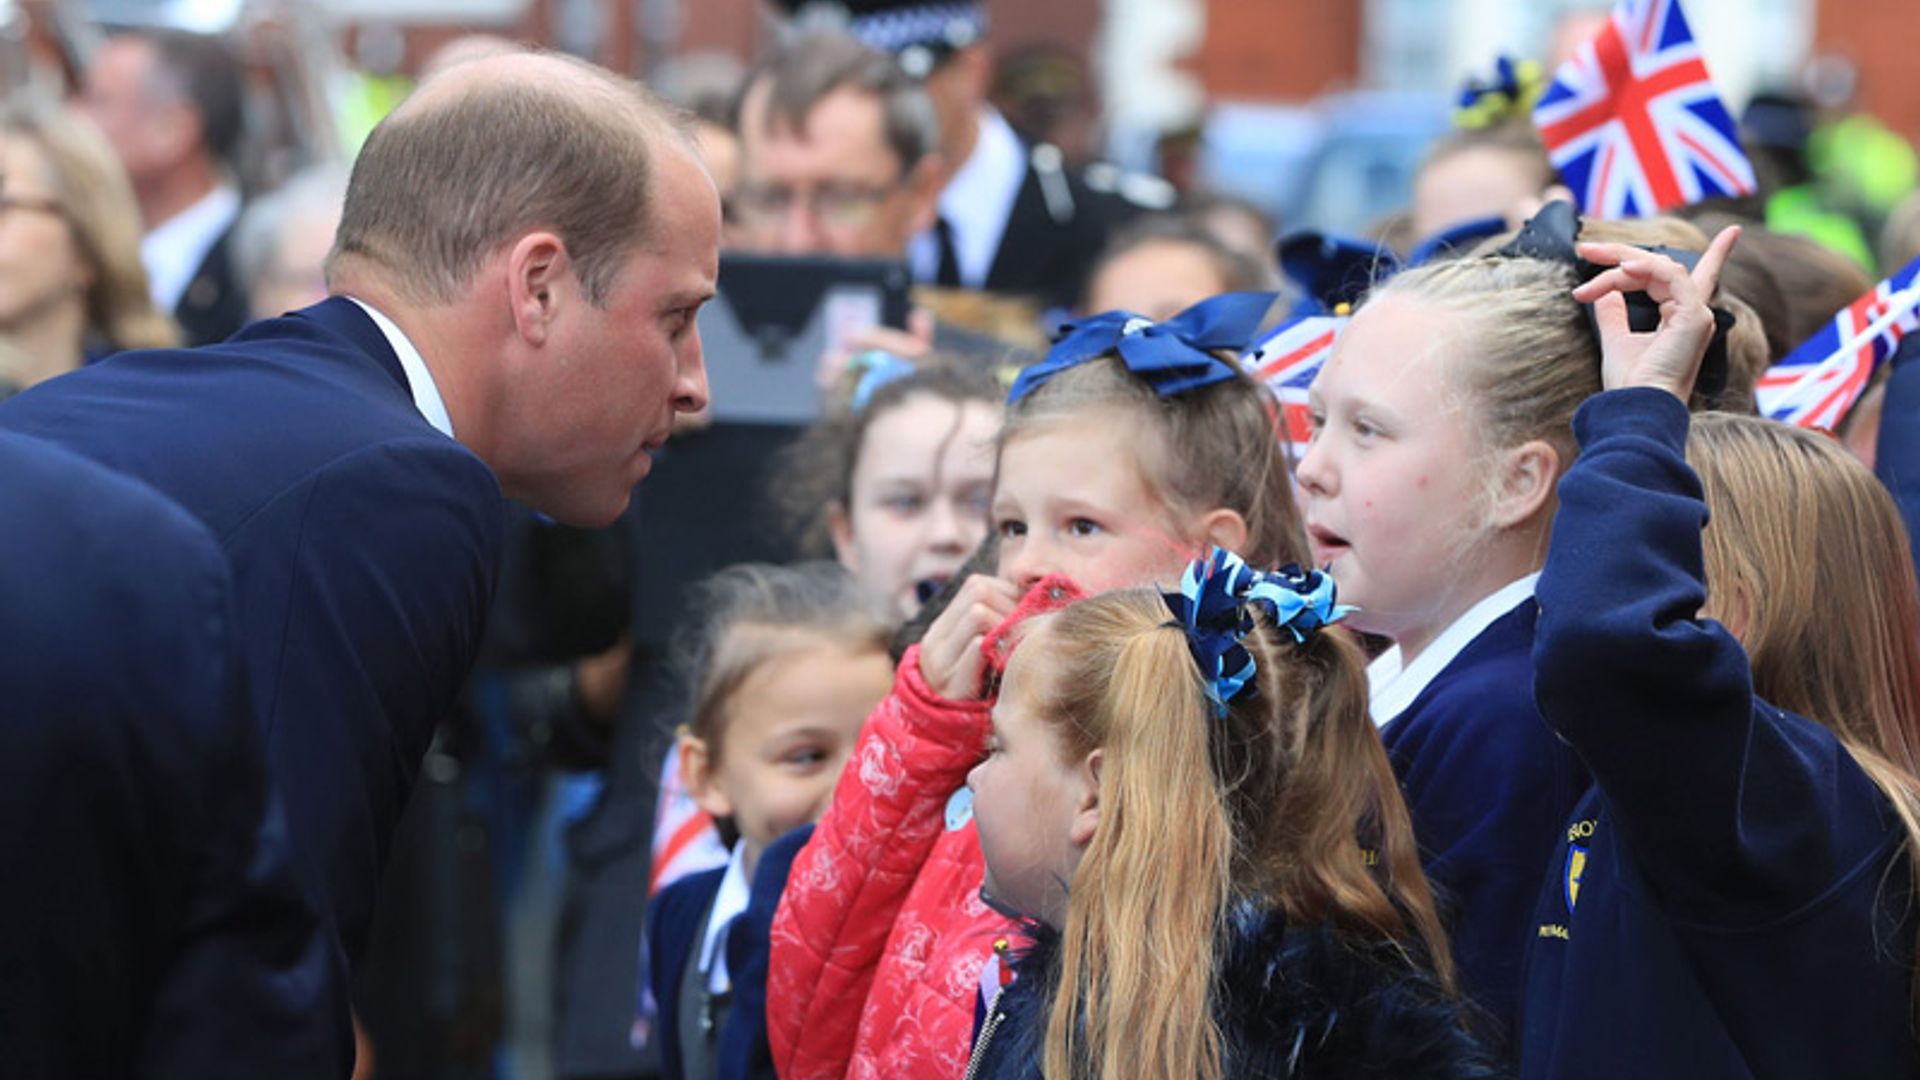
[697,252,914,425]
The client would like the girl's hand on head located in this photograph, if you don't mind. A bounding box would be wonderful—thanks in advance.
[1573,225,1739,401]
[917,574,1022,701]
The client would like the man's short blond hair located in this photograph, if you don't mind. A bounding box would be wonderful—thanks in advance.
[330,53,691,307]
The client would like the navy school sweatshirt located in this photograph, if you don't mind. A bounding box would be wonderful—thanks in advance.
[1521,389,1918,1079]
[1381,600,1593,1048]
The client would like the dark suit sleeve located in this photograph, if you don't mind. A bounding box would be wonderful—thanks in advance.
[233,436,504,958]
[0,434,347,1078]
[139,560,352,1079]
[1534,389,1894,927]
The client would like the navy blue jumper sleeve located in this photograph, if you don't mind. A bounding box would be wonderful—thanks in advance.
[1521,388,1916,1079]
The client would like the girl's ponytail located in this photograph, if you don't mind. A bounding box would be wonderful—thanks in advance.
[1044,615,1230,1080]
[1029,557,1457,1078]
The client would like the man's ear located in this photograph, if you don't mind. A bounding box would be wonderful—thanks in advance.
[827,501,859,574]
[1489,438,1560,530]
[505,231,572,348]
[1067,748,1101,849]
[1195,507,1250,557]
[952,43,995,106]
[677,728,733,820]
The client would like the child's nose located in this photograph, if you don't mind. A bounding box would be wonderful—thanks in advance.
[1003,538,1052,591]
[923,496,967,553]
[1294,435,1334,497]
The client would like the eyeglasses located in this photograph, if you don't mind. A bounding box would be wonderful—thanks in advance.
[731,180,907,231]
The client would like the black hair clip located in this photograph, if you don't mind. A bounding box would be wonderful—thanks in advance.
[1495,200,1735,407]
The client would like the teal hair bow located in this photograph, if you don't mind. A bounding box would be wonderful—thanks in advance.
[1163,548,1354,718]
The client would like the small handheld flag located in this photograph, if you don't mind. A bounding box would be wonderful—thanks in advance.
[1754,254,1920,431]
[1532,0,1756,217]
[1242,313,1347,456]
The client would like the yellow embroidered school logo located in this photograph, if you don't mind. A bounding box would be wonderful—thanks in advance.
[1565,844,1588,909]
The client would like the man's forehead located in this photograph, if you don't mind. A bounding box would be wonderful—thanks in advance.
[754,81,889,152]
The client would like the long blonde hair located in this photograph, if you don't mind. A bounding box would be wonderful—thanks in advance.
[0,98,176,352]
[1689,413,1920,1019]
[1002,356,1307,570]
[1027,590,1453,1080]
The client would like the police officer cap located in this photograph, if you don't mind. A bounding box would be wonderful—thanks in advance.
[768,0,986,78]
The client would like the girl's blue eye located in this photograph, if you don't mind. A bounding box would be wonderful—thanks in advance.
[881,492,926,514]
[785,747,827,768]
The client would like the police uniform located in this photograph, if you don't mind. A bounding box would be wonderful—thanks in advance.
[772,0,1174,308]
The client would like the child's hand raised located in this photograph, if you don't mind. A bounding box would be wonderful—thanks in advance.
[918,574,1022,701]
[1573,225,1739,401]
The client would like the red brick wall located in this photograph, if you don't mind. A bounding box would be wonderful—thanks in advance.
[1815,0,1920,143]
[1194,0,1360,102]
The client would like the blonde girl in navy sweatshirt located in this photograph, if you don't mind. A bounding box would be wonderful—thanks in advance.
[1523,228,1920,1077]
[1295,213,1608,1043]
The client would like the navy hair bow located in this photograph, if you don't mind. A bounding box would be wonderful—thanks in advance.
[1453,55,1546,129]
[1007,291,1278,404]
[1163,548,1354,718]
[1495,200,1735,405]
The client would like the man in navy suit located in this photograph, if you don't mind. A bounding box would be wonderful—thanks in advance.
[0,49,716,1073]
[0,430,343,1077]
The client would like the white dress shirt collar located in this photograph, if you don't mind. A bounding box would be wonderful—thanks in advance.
[344,297,455,439]
[907,107,1026,287]
[1367,573,1540,727]
[141,184,241,313]
[697,841,753,996]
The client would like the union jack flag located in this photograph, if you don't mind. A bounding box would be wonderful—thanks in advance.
[1755,254,1920,431]
[1532,0,1755,217]
[1242,315,1347,456]
[648,743,727,897]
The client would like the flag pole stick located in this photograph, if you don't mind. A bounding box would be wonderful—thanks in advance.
[1760,281,1920,417]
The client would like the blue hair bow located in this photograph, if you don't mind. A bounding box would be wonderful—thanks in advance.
[1007,291,1278,404]
[846,350,918,412]
[1164,548,1355,718]
[1453,55,1545,129]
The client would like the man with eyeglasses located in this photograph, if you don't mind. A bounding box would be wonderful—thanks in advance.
[734,30,946,262]
[770,0,1174,309]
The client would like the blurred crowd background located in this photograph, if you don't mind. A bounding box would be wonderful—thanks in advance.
[0,1,1913,1079]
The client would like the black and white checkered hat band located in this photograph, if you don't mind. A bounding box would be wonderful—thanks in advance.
[848,2,985,53]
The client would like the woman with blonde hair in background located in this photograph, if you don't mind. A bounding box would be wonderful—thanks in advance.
[0,96,174,396]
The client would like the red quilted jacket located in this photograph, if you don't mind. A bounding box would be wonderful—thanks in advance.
[768,643,1017,1080]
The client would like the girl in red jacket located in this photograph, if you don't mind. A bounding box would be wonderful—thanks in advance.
[767,293,1309,1078]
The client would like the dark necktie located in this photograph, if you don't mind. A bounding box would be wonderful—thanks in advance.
[934,215,962,287]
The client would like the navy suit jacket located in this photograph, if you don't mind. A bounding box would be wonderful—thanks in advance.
[0,297,506,967]
[0,430,345,1078]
